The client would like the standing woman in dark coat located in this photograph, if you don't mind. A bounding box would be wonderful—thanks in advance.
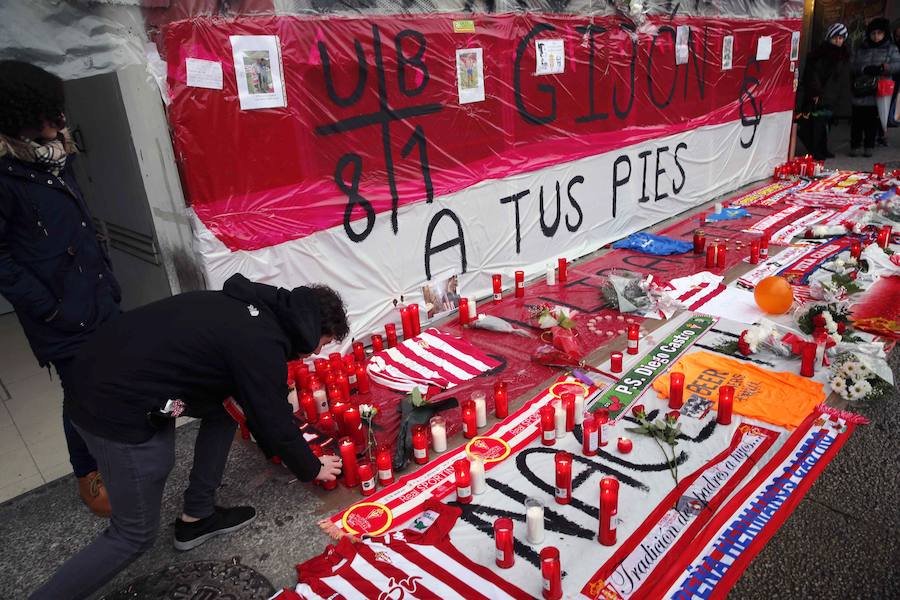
[0,61,121,516]
[798,23,850,159]
[850,18,900,156]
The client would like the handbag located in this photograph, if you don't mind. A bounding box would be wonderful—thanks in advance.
[853,74,878,97]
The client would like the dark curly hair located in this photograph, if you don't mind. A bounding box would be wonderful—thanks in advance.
[309,284,350,342]
[0,61,65,137]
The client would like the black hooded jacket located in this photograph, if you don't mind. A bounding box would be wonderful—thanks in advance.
[65,274,323,481]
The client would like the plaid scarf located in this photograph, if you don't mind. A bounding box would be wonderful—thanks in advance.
[0,129,76,176]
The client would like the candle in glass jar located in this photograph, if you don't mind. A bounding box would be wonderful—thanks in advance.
[492,274,502,303]
[759,234,769,258]
[494,518,515,569]
[574,392,585,425]
[626,323,640,355]
[717,385,734,425]
[318,410,336,435]
[355,364,370,394]
[595,407,610,447]
[470,456,486,495]
[385,323,398,348]
[454,459,472,503]
[750,239,760,264]
[515,270,525,298]
[582,413,598,456]
[610,351,623,373]
[471,391,487,428]
[344,406,365,447]
[409,303,421,336]
[561,392,575,431]
[540,404,556,445]
[376,445,394,486]
[850,239,862,259]
[598,487,617,546]
[300,391,317,423]
[554,399,566,438]
[540,547,562,600]
[555,451,572,505]
[705,244,717,269]
[400,306,413,340]
[358,462,376,496]
[878,225,892,249]
[467,297,477,320]
[546,263,556,285]
[458,298,470,326]
[310,377,328,415]
[716,243,727,268]
[339,437,359,487]
[525,497,545,544]
[462,401,477,438]
[352,341,366,363]
[331,400,350,435]
[412,424,429,464]
[430,415,447,452]
[494,381,508,419]
[693,230,706,255]
[800,342,816,377]
[669,372,685,409]
[371,334,384,352]
[558,257,568,282]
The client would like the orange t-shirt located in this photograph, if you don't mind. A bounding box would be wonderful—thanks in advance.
[652,351,825,429]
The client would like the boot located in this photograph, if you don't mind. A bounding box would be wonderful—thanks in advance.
[78,471,111,517]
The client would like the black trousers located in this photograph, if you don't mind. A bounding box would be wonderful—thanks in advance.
[850,105,879,149]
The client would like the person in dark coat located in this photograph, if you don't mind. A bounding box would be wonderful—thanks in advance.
[30,273,349,599]
[797,23,850,159]
[888,19,900,127]
[0,61,121,516]
[850,18,900,156]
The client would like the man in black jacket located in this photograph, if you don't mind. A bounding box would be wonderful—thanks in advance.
[0,61,121,516]
[30,273,348,599]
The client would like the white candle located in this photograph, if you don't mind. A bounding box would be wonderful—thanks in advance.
[467,297,477,320]
[431,422,447,452]
[472,392,487,428]
[470,457,486,495]
[525,501,545,544]
[287,387,299,413]
[574,393,585,425]
[313,388,328,415]
[546,264,556,285]
[714,202,723,214]
[554,399,566,438]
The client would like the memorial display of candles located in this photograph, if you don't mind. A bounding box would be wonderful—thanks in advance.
[470,456,486,495]
[626,323,640,355]
[515,270,525,297]
[717,385,734,425]
[339,437,360,488]
[540,546,562,600]
[492,274,503,303]
[494,517,515,569]
[471,391,487,428]
[430,415,447,452]
[540,404,556,446]
[554,451,572,505]
[376,445,394,486]
[525,497,545,544]
[358,462,376,496]
[669,372,685,409]
[454,458,472,503]
[412,424,429,464]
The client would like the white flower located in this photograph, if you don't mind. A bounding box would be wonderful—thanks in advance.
[359,403,377,418]
[848,380,872,401]
[834,258,846,269]
[831,376,847,397]
[841,361,859,379]
[823,312,835,327]
[830,333,842,344]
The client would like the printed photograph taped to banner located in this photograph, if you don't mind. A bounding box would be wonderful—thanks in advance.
[581,423,780,599]
[436,411,782,598]
[652,410,856,599]
[329,375,594,535]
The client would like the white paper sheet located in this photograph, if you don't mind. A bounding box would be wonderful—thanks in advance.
[756,36,772,61]
[456,48,485,104]
[695,287,764,325]
[535,39,565,75]
[186,58,223,90]
[230,35,287,110]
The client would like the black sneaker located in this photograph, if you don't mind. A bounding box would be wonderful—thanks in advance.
[174,506,256,551]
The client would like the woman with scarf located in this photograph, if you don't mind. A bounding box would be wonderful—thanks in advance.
[850,18,900,156]
[797,23,850,159]
[0,61,121,516]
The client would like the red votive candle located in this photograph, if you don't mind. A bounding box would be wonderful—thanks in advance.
[717,385,734,425]
[555,451,572,505]
[515,270,525,298]
[329,352,343,371]
[317,410,336,435]
[800,342,817,377]
[598,487,617,546]
[355,364,370,394]
[339,437,359,488]
[693,230,706,255]
[343,405,365,447]
[331,400,349,435]
[352,341,366,363]
[454,458,472,503]
[462,401,477,438]
[626,323,640,355]
[561,392,575,432]
[750,239,760,264]
[336,371,350,403]
[409,303,421,336]
[668,372,685,409]
[716,243,727,268]
[595,408,610,447]
[873,163,886,178]
[617,437,633,453]
[293,363,310,391]
[494,381,508,419]
[412,424,429,464]
[878,225,892,249]
[540,547,562,600]
[400,306,413,340]
[558,258,568,282]
[759,234,769,259]
[540,404,556,446]
[850,239,862,259]
[458,298,470,326]
[358,462,376,496]
[385,323,398,348]
[376,445,394,486]
[582,413,598,456]
[705,244,717,269]
[494,517,515,569]
[610,351,623,373]
[492,274,502,303]
[371,334,384,352]
[314,358,329,376]
[300,391,317,423]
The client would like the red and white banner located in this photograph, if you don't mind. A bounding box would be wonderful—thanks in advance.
[736,243,819,289]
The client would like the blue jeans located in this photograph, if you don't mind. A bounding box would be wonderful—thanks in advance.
[53,358,98,478]
[29,408,237,599]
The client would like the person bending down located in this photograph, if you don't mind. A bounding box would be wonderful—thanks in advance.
[30,273,348,599]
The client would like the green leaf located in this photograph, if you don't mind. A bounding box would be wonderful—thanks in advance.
[409,387,427,408]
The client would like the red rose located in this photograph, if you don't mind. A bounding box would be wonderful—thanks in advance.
[632,404,646,420]
[837,322,847,334]
[666,410,681,424]
[737,331,752,356]
[812,313,827,327]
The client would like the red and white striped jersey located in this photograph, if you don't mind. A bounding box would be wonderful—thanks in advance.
[366,328,500,393]
[283,500,530,600]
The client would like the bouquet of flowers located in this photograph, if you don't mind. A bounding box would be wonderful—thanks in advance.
[795,302,858,347]
[626,405,682,485]
[829,352,891,405]
[712,321,792,358]
[530,304,579,356]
